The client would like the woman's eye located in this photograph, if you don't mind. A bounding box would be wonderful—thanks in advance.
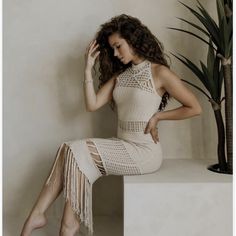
[116,45,121,49]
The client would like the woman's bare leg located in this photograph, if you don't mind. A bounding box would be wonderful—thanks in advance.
[21,144,66,236]
[86,140,106,175]
[59,200,80,236]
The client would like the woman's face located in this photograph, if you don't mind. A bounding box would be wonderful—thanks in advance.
[108,33,136,64]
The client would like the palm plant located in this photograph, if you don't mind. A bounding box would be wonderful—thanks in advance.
[168,0,232,174]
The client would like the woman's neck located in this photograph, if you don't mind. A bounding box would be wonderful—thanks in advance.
[132,57,146,65]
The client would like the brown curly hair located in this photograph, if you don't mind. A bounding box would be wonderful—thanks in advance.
[94,14,170,111]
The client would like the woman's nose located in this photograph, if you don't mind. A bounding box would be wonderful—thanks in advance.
[114,49,119,57]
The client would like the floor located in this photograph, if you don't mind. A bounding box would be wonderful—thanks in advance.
[4,215,123,236]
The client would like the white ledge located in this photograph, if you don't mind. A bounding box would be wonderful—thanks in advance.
[124,159,232,183]
[123,159,232,236]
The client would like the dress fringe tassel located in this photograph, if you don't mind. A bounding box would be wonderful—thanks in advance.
[45,143,94,235]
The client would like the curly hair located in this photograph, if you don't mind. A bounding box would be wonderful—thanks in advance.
[94,14,170,111]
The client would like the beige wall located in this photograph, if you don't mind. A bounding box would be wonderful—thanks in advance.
[3,0,218,235]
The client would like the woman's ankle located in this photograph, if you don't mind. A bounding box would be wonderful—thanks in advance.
[61,219,80,229]
[30,206,45,216]
[60,221,80,236]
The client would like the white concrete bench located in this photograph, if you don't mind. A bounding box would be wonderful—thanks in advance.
[123,159,232,236]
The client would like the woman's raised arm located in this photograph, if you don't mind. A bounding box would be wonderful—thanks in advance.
[84,40,116,112]
[83,71,116,112]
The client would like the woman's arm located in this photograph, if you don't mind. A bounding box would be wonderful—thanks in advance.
[145,65,202,143]
[153,65,202,121]
[84,40,116,112]
[84,70,116,111]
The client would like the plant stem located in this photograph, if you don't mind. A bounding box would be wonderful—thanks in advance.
[223,63,233,173]
[210,100,227,171]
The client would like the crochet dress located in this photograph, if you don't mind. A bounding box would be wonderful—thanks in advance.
[46,59,163,235]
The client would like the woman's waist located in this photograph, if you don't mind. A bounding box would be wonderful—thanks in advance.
[117,127,156,144]
[117,119,148,132]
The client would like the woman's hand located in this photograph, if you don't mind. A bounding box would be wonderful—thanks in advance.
[85,40,100,71]
[144,114,160,143]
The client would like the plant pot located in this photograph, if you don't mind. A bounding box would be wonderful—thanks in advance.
[207,163,232,175]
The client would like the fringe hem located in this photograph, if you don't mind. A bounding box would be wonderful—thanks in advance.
[45,143,94,235]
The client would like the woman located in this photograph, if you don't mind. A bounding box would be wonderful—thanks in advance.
[21,14,202,236]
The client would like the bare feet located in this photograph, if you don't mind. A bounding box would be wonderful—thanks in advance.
[59,221,80,236]
[20,210,47,236]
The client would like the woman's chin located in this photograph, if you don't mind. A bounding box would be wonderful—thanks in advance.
[121,59,129,64]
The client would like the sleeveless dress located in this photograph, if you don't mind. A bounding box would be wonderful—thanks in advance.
[46,59,163,235]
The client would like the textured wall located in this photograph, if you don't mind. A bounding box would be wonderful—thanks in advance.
[3,0,218,235]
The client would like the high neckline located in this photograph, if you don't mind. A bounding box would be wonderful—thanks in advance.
[131,59,149,72]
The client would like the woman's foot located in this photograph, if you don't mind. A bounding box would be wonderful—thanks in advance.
[59,221,80,236]
[20,209,47,236]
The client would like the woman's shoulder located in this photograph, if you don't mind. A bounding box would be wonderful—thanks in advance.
[151,62,177,83]
[151,62,170,76]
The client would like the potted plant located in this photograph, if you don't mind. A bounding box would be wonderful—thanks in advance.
[168,0,232,174]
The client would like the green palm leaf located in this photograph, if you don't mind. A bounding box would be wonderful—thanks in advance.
[197,0,219,32]
[225,17,232,57]
[212,56,222,100]
[219,18,226,51]
[227,16,232,38]
[207,39,215,79]
[217,0,232,57]
[216,0,226,22]
[181,79,211,99]
[227,38,232,57]
[171,52,211,92]
[179,1,221,51]
[176,17,210,37]
[200,61,217,100]
[167,27,216,50]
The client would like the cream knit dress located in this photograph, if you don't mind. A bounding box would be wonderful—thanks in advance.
[46,59,163,235]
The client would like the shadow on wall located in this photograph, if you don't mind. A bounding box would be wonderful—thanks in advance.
[56,54,85,124]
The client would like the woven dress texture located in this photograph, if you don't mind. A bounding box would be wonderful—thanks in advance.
[46,59,163,235]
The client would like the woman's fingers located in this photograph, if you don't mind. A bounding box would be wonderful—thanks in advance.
[85,40,96,55]
[85,40,100,69]
[150,128,159,143]
[88,44,99,59]
[88,40,98,53]
[88,39,96,48]
[94,51,100,60]
[90,44,99,54]
[144,125,159,143]
[144,125,150,134]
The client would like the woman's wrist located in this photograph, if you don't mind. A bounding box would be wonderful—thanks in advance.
[84,67,93,84]
[153,112,162,122]
[83,79,93,85]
